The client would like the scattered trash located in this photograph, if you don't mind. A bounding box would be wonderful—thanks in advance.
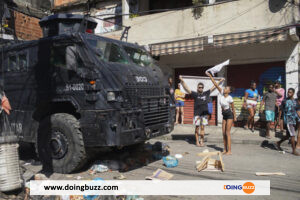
[76,176,82,180]
[203,149,209,153]
[89,162,109,174]
[152,152,163,160]
[24,182,30,200]
[113,174,126,180]
[163,156,178,168]
[66,175,73,178]
[126,195,140,200]
[196,151,224,172]
[34,173,48,180]
[174,154,183,159]
[145,169,173,180]
[144,143,153,151]
[255,172,286,176]
[279,151,285,154]
[183,152,189,155]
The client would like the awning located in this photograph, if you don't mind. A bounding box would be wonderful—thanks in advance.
[150,37,204,56]
[150,27,289,56]
[213,28,288,47]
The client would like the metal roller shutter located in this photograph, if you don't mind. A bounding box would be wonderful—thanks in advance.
[175,66,218,125]
[228,62,285,127]
[183,97,217,125]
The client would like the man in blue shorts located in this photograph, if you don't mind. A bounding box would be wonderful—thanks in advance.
[259,84,276,139]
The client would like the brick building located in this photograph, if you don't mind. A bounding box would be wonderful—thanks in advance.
[0,0,51,41]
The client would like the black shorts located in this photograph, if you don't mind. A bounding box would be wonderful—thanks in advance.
[275,105,283,120]
[222,109,233,120]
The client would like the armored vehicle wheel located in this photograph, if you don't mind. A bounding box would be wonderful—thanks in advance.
[36,113,87,173]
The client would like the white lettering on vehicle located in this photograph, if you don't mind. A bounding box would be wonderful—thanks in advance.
[135,76,148,83]
[64,83,84,91]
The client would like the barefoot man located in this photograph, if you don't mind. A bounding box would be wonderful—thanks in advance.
[179,75,224,147]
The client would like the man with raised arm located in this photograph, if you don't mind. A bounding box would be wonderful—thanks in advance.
[179,75,224,147]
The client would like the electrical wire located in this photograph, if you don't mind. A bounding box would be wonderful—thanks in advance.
[93,0,239,17]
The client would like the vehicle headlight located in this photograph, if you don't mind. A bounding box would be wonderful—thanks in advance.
[107,91,116,101]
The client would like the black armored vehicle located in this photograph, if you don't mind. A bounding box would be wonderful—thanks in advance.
[0,14,175,173]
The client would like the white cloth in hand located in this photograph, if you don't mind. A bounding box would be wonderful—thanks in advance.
[206,59,230,76]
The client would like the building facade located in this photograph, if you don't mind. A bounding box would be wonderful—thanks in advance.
[0,0,51,41]
[52,0,123,40]
[115,0,300,126]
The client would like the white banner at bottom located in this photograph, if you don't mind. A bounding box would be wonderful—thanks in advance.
[30,180,270,196]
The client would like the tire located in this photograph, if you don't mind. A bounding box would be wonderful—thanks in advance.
[36,113,87,173]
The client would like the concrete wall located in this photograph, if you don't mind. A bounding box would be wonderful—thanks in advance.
[286,42,300,97]
[123,0,299,45]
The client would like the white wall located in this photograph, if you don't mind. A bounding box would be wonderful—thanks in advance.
[123,0,298,45]
[286,42,300,97]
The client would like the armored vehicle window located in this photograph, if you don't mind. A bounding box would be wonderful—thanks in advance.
[123,46,153,67]
[19,53,28,71]
[50,46,66,68]
[8,55,17,71]
[108,43,128,64]
[87,39,128,64]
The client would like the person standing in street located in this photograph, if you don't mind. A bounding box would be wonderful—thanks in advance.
[175,83,186,124]
[296,91,300,149]
[168,76,175,105]
[179,75,224,147]
[243,81,259,132]
[259,84,277,139]
[274,80,285,133]
[206,72,236,155]
[276,88,300,156]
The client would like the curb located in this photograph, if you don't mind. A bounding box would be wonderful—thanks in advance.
[156,133,290,147]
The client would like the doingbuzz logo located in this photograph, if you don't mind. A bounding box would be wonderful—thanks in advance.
[224,182,255,194]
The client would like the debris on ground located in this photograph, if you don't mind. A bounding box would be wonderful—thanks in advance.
[113,174,126,180]
[34,173,48,180]
[125,195,144,200]
[163,156,178,168]
[89,163,109,174]
[255,172,286,176]
[174,154,183,159]
[196,151,224,172]
[145,169,173,180]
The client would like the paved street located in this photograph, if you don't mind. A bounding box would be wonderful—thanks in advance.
[16,128,300,200]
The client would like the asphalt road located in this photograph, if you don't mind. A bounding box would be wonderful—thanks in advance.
[17,138,300,200]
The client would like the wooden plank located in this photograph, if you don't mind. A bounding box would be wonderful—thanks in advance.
[218,152,225,172]
[197,151,220,157]
[255,172,285,176]
[196,156,210,171]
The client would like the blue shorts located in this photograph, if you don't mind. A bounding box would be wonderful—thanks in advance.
[176,100,184,107]
[265,110,275,122]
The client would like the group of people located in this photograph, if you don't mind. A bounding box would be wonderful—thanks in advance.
[168,74,300,156]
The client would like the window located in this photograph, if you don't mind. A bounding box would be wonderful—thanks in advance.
[19,53,28,71]
[87,38,129,65]
[8,55,17,71]
[50,46,66,68]
[123,46,154,67]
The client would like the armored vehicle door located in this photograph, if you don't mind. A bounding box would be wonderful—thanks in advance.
[2,46,39,142]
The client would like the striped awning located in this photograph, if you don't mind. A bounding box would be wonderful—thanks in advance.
[150,37,204,56]
[150,28,289,56]
[213,28,288,47]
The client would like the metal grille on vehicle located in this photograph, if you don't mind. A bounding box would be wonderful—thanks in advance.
[125,85,169,127]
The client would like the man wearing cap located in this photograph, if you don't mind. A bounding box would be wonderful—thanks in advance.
[274,80,285,133]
